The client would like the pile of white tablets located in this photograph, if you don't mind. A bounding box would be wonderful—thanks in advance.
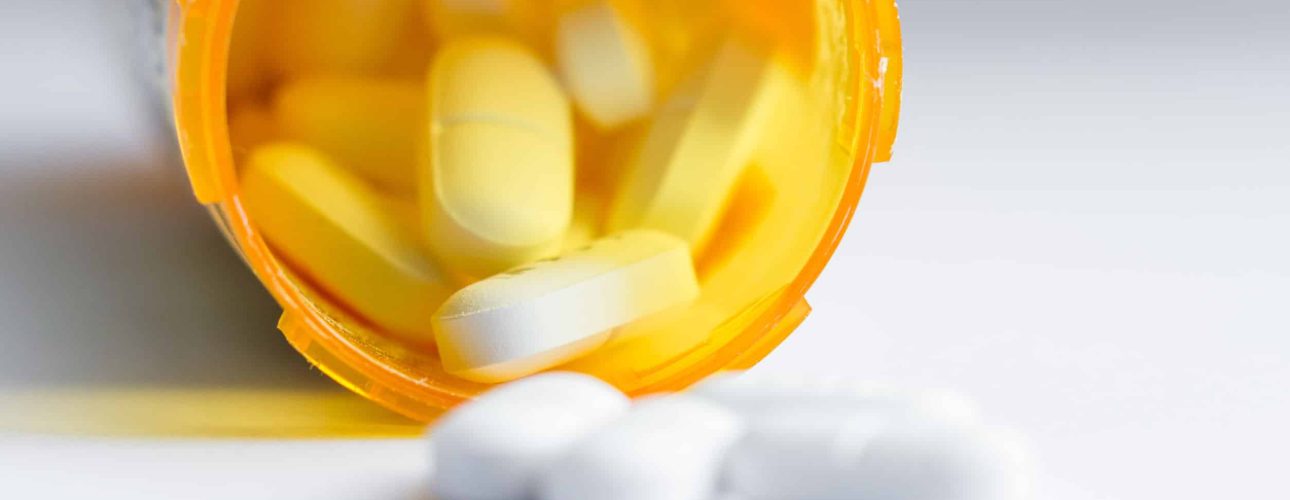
[428,372,1033,500]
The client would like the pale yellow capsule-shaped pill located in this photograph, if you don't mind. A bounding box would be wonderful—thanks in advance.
[241,143,453,341]
[433,230,700,383]
[555,0,655,130]
[424,37,574,279]
[273,76,424,194]
[606,39,783,255]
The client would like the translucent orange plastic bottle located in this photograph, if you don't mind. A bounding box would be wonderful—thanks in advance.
[155,0,902,421]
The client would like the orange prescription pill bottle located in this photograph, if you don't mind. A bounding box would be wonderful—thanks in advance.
[153,0,902,421]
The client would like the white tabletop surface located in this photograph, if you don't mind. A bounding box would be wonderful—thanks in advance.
[2,1,1288,499]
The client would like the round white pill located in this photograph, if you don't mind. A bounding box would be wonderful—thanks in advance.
[724,413,1032,500]
[537,395,745,500]
[429,372,629,500]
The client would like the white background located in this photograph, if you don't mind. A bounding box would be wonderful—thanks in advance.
[2,1,1288,499]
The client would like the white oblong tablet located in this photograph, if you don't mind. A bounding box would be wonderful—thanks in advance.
[434,229,700,383]
[429,372,629,500]
[724,414,1032,500]
[556,1,655,130]
[691,372,982,427]
[537,395,745,500]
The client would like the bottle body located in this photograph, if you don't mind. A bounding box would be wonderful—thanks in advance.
[154,0,902,421]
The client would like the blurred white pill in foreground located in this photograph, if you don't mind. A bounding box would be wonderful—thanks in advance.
[845,423,1032,500]
[724,413,1032,500]
[427,372,1031,500]
[429,372,628,500]
[692,372,981,426]
[538,395,744,500]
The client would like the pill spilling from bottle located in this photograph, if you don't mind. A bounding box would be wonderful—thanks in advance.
[227,0,837,384]
[428,372,1034,500]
